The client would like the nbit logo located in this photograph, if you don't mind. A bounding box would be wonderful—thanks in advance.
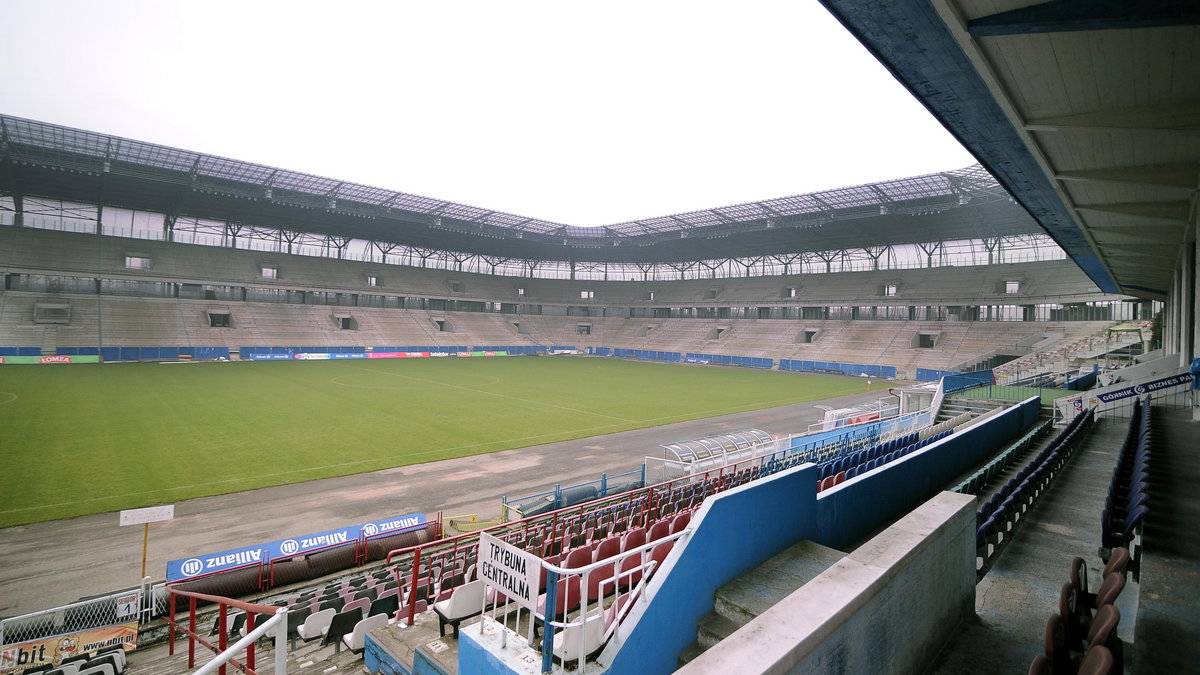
[180,558,205,577]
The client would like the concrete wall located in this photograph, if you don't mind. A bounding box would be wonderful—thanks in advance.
[813,396,1040,551]
[601,397,1038,675]
[677,491,977,675]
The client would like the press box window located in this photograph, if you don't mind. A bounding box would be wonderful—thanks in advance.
[581,290,595,299]
[367,276,380,287]
[1005,281,1020,294]
[882,283,897,297]
[261,266,278,279]
[125,255,151,270]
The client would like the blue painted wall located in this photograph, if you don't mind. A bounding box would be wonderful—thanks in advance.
[813,397,1040,550]
[605,396,1040,674]
[458,629,524,675]
[363,633,412,675]
[606,463,821,675]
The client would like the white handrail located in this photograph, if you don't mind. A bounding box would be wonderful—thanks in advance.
[194,607,288,675]
[540,528,691,670]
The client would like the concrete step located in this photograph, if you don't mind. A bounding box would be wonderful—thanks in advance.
[678,539,845,667]
[696,612,742,650]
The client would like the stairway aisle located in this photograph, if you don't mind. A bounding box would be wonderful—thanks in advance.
[677,539,845,667]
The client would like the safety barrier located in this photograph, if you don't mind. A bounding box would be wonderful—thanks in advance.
[0,577,153,648]
[486,526,691,674]
[0,346,231,361]
[503,468,646,521]
[164,519,438,612]
[387,406,954,630]
[165,587,289,675]
[779,359,896,378]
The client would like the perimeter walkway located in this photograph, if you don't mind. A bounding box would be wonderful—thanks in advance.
[930,405,1199,674]
[0,385,884,617]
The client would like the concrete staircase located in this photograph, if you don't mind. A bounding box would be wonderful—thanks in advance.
[936,398,1003,423]
[40,325,58,355]
[677,540,845,667]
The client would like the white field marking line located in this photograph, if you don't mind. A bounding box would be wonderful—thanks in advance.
[0,393,813,515]
[0,391,811,511]
[348,365,635,423]
[0,392,17,405]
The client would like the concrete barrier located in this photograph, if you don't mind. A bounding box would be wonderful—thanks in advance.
[677,491,976,675]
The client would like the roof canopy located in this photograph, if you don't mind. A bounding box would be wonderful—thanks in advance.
[0,115,1043,264]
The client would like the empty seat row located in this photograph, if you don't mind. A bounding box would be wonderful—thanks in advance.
[817,432,919,481]
[977,410,1095,574]
[1028,548,1130,675]
[22,647,126,675]
[817,430,952,491]
[1100,398,1150,576]
[954,420,1052,495]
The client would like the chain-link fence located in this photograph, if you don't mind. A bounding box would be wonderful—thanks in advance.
[0,578,152,647]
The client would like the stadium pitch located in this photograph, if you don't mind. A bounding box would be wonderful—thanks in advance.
[0,356,868,527]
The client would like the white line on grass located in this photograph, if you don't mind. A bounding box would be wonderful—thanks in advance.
[0,392,17,405]
[0,394,813,517]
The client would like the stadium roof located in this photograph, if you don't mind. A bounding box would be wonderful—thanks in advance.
[0,114,1045,264]
[820,0,1199,300]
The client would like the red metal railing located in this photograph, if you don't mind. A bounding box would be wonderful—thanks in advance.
[383,456,771,625]
[165,588,282,675]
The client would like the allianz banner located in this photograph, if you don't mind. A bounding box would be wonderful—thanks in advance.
[166,512,425,582]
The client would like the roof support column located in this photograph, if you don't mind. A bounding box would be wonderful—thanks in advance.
[815,251,839,274]
[325,235,350,259]
[981,237,1000,265]
[862,246,892,270]
[224,222,242,249]
[917,241,943,268]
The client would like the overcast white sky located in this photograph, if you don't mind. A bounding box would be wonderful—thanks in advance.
[2,1,976,226]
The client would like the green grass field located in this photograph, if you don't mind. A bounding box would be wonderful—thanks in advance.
[0,357,866,527]
[953,383,1075,406]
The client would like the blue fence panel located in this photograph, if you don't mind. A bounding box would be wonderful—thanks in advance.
[943,370,994,393]
[17,347,41,356]
[118,347,139,361]
[159,347,180,359]
[77,346,99,356]
[99,347,119,362]
[197,347,230,360]
[0,347,17,357]
[56,347,78,355]
[1065,372,1097,391]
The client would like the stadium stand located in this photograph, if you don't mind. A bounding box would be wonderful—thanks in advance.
[3,10,1197,665]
